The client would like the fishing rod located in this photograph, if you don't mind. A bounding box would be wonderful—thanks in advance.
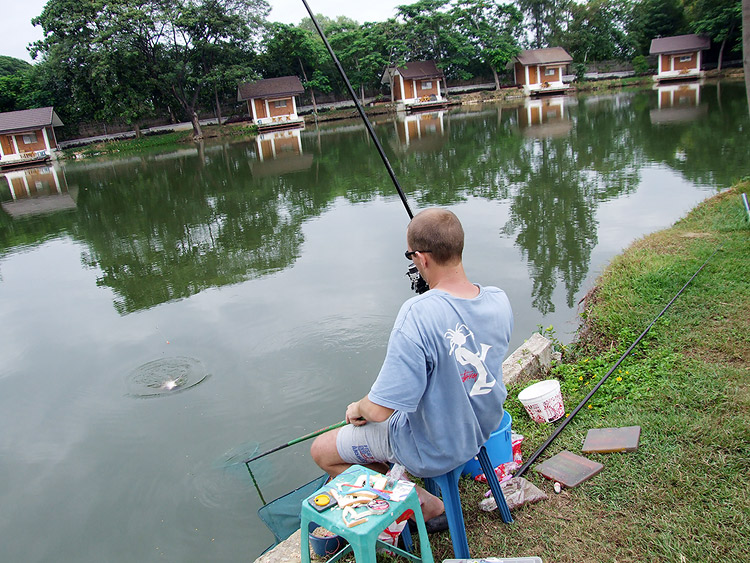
[244,420,347,504]
[301,0,429,294]
[300,0,413,220]
[243,420,347,465]
[515,246,722,478]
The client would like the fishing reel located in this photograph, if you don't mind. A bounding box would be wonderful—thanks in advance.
[406,262,429,294]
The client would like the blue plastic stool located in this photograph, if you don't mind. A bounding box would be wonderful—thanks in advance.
[300,465,434,563]
[423,446,513,559]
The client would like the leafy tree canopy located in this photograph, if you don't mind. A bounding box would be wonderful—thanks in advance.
[0,56,32,78]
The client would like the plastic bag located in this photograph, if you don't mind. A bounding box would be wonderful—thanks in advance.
[479,476,548,512]
[474,433,524,484]
[377,464,411,549]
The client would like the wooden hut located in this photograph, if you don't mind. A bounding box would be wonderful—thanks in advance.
[0,107,64,169]
[649,34,710,82]
[237,77,305,131]
[382,61,447,112]
[510,48,573,96]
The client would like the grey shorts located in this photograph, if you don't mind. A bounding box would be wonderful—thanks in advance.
[336,420,399,466]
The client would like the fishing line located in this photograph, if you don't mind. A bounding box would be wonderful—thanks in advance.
[245,463,267,505]
[300,0,413,220]
[515,245,723,478]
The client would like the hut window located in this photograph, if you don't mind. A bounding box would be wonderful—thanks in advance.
[545,68,556,76]
[679,55,692,62]
[421,81,432,90]
[22,132,38,144]
[273,100,288,108]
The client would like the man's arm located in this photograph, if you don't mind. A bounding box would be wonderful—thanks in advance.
[346,396,394,426]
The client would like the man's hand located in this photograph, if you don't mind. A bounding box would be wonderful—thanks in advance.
[346,397,394,425]
[346,401,367,426]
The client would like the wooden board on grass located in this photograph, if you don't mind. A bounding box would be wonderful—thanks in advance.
[535,450,604,488]
[582,426,641,453]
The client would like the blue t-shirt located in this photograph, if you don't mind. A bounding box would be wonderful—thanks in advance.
[368,285,513,478]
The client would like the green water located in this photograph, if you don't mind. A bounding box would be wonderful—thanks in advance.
[0,81,747,561]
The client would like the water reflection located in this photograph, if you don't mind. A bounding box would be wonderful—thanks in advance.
[1,83,748,318]
[503,95,597,314]
[391,110,446,152]
[0,165,75,218]
[516,95,572,138]
[650,82,707,124]
[251,128,313,177]
[70,149,314,314]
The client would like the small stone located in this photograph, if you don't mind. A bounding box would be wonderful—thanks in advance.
[554,482,562,494]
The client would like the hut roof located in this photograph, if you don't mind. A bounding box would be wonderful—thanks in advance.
[237,76,305,101]
[383,61,445,85]
[514,47,573,66]
[649,34,710,55]
[0,107,63,135]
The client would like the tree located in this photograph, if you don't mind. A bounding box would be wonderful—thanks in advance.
[396,0,476,80]
[0,56,32,78]
[516,0,572,49]
[328,22,397,103]
[0,57,35,112]
[685,0,742,71]
[564,0,634,62]
[628,0,688,55]
[450,1,523,89]
[31,0,269,139]
[259,23,333,114]
[298,14,359,34]
[744,0,750,112]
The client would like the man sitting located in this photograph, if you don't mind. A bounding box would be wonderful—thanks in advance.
[311,208,513,530]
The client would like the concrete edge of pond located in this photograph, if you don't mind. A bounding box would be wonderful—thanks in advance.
[253,333,555,563]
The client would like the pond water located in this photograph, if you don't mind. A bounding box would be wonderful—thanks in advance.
[1,81,748,561]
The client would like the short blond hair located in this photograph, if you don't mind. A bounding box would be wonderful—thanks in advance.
[407,208,464,265]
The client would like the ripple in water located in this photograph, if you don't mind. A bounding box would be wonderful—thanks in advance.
[126,356,210,397]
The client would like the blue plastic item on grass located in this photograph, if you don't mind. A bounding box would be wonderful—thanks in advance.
[462,410,513,478]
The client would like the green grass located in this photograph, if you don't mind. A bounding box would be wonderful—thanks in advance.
[60,130,194,158]
[399,182,750,562]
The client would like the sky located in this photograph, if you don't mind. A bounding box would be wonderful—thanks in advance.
[1,1,406,64]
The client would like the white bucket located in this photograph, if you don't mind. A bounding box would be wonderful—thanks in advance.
[517,379,565,423]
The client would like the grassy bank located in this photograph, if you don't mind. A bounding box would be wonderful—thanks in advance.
[422,182,749,562]
[59,130,194,159]
[58,123,260,159]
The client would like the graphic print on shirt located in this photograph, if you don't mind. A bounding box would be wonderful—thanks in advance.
[444,323,495,396]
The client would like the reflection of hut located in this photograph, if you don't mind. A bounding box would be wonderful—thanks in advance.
[392,111,445,152]
[0,107,64,170]
[517,96,571,138]
[237,76,305,131]
[250,128,313,177]
[1,165,75,218]
[649,82,707,124]
[649,34,710,83]
[510,48,572,96]
[381,61,447,112]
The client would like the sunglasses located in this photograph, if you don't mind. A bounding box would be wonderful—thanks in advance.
[404,250,432,260]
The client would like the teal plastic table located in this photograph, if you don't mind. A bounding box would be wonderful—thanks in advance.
[300,465,434,563]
